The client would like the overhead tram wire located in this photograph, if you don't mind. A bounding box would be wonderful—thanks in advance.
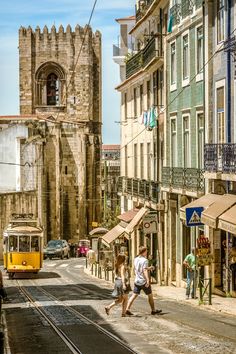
[54,0,98,124]
[119,26,236,152]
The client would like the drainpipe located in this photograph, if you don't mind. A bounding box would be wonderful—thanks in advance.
[226,0,231,295]
[227,0,231,143]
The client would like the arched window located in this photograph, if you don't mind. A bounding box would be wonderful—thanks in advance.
[35,62,65,107]
[47,73,59,105]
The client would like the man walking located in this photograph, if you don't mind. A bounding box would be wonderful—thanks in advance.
[125,246,162,316]
[183,248,197,299]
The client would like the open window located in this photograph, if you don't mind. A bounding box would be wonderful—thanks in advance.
[35,62,65,106]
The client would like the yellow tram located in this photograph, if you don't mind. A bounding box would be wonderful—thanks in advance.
[3,214,43,279]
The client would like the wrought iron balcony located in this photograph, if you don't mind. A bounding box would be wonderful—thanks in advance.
[169,3,181,27]
[126,36,163,78]
[195,0,202,10]
[117,176,123,193]
[135,0,155,22]
[117,176,160,203]
[162,167,204,193]
[151,181,159,203]
[133,178,139,196]
[204,143,236,174]
[127,178,132,194]
[126,51,143,79]
[142,37,163,67]
[181,0,194,19]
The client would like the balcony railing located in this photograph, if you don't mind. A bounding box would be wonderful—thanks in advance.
[126,51,143,79]
[204,143,236,173]
[169,0,202,29]
[117,176,160,202]
[169,3,181,27]
[135,0,155,22]
[181,0,194,19]
[162,167,204,192]
[142,37,162,67]
[126,37,163,78]
[195,0,203,10]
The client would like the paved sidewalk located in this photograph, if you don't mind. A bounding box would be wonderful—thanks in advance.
[84,266,236,317]
[152,284,236,317]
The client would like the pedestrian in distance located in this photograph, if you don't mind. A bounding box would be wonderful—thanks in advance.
[105,254,131,317]
[86,247,96,271]
[125,246,162,316]
[0,269,8,302]
[183,248,198,299]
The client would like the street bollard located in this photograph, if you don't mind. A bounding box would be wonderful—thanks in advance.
[95,263,97,277]
[199,276,203,303]
[98,266,101,278]
[209,278,212,305]
[91,264,94,275]
[0,296,2,314]
[85,257,87,268]
[112,271,114,283]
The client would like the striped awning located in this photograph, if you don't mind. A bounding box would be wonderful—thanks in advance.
[201,194,236,229]
[101,224,128,246]
[125,207,148,234]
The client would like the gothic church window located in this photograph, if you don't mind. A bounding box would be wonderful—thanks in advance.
[35,62,65,107]
[47,73,59,105]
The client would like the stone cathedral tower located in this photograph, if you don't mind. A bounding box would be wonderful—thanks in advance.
[18,24,102,241]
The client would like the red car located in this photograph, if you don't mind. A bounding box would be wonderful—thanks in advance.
[77,240,90,257]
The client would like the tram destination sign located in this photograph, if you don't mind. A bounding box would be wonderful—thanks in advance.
[186,207,204,227]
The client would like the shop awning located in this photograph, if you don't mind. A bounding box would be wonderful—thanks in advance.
[125,207,148,234]
[218,204,236,235]
[101,224,128,247]
[180,194,222,221]
[117,208,140,223]
[201,194,236,229]
[89,227,108,236]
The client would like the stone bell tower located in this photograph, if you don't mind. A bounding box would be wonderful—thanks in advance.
[19,24,102,241]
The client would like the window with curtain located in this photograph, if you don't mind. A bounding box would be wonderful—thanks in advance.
[182,34,189,80]
[183,115,190,167]
[217,86,225,143]
[217,0,225,43]
[197,26,203,74]
[197,113,204,169]
[171,118,177,167]
[171,42,176,85]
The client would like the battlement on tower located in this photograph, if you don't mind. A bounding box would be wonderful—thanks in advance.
[19,25,101,44]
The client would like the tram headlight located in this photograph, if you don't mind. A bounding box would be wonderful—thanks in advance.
[22,260,27,266]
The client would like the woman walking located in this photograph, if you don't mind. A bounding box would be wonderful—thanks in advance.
[105,254,131,317]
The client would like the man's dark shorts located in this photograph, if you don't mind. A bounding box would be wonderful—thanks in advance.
[133,283,152,295]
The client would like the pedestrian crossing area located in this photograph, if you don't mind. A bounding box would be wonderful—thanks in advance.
[45,263,83,269]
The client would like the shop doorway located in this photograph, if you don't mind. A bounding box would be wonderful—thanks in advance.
[182,224,191,279]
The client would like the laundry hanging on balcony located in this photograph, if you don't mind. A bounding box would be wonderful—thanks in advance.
[138,106,158,130]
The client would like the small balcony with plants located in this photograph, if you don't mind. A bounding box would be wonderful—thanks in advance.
[126,36,163,79]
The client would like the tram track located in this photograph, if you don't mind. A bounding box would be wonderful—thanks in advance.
[16,280,139,354]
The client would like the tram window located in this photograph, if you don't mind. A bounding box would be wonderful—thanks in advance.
[9,236,17,251]
[19,236,30,252]
[31,236,39,252]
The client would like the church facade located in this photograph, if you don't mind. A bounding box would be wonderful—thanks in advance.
[0,24,102,243]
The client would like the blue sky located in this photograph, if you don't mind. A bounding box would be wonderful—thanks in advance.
[0,0,134,144]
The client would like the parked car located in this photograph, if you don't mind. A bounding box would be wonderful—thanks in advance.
[77,239,90,257]
[44,239,70,259]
